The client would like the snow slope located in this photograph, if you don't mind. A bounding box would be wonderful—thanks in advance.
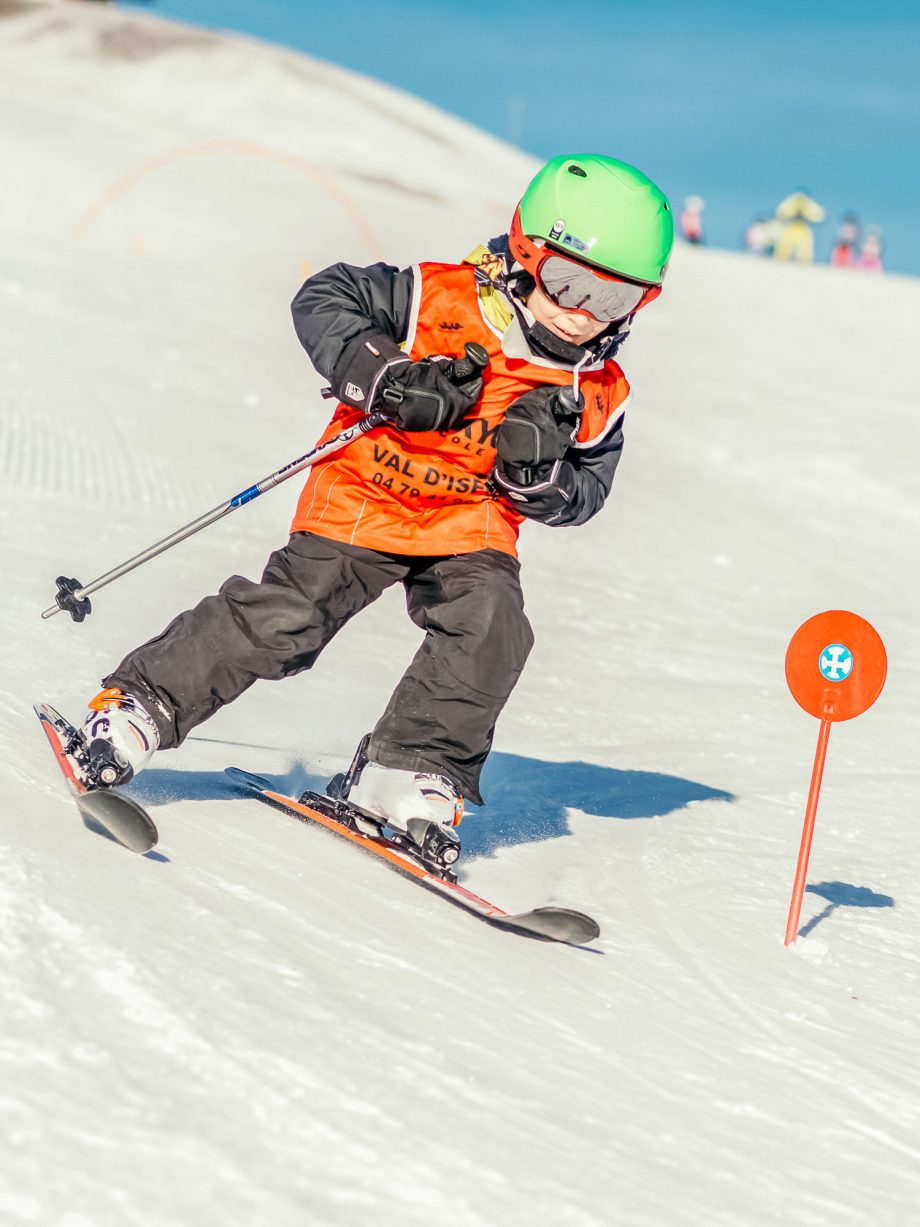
[3,3,920,1225]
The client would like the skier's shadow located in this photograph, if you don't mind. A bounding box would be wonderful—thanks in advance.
[466,753,733,857]
[798,881,894,939]
[131,752,733,859]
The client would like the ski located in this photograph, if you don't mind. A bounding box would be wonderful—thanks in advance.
[225,767,600,947]
[34,703,159,854]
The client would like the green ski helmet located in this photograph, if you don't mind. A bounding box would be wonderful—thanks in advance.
[509,154,674,311]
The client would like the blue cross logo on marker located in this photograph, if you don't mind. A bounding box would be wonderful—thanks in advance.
[819,643,853,682]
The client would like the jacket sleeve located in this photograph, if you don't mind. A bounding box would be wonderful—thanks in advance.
[291,262,415,380]
[493,422,625,527]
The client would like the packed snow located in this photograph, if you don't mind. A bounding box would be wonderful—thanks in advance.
[2,3,920,1225]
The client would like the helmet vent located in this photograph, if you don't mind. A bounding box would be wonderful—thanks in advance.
[567,164,588,178]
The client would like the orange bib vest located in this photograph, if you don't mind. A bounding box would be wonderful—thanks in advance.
[291,262,631,557]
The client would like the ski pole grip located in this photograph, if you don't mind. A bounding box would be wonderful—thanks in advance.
[449,342,490,384]
[553,387,585,418]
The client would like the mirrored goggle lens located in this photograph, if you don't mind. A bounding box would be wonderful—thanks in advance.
[537,256,647,322]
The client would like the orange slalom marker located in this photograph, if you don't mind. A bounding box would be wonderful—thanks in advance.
[783,610,887,946]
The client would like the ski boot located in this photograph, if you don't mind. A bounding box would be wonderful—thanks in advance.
[325,735,463,875]
[76,688,160,788]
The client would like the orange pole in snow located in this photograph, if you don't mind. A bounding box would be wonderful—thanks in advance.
[784,612,887,947]
[784,716,833,945]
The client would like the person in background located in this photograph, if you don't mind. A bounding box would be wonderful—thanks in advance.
[856,227,884,272]
[773,190,825,264]
[743,215,773,257]
[680,196,705,244]
[830,213,860,268]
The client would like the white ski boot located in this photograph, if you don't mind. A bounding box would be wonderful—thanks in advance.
[79,688,160,787]
[329,736,463,870]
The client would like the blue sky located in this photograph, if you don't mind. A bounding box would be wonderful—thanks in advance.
[120,0,920,275]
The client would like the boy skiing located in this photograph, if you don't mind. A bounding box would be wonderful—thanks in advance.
[74,154,674,868]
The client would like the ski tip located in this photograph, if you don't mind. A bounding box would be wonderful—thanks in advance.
[75,789,159,855]
[497,906,601,947]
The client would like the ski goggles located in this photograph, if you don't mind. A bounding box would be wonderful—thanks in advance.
[536,254,649,322]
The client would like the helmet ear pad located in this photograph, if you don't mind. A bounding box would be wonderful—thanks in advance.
[508,206,547,273]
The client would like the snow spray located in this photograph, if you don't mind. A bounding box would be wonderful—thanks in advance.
[783,611,887,945]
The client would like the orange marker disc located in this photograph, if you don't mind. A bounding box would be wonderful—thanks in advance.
[785,610,887,722]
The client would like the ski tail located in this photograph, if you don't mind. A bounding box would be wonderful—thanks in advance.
[35,701,90,794]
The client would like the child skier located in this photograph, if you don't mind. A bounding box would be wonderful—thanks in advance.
[77,154,674,865]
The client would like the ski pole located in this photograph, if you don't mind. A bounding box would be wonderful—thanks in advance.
[42,342,490,623]
[41,412,386,622]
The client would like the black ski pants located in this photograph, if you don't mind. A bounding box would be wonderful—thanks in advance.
[105,532,534,804]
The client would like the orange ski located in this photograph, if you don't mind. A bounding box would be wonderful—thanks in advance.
[225,768,599,946]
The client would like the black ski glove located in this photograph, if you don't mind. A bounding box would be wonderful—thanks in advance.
[494,385,584,486]
[380,356,484,432]
[330,331,483,431]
